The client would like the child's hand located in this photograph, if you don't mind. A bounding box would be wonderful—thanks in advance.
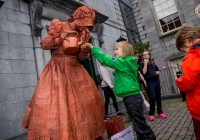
[81,43,93,52]
[156,71,159,75]
[144,59,148,64]
[84,43,93,48]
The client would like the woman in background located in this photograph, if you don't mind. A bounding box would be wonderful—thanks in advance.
[140,51,167,121]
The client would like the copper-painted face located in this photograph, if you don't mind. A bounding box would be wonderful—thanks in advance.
[74,21,93,31]
[73,6,95,31]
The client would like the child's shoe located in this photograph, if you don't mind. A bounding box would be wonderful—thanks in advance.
[149,115,155,121]
[158,113,167,119]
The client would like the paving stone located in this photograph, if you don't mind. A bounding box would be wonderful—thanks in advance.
[107,98,195,140]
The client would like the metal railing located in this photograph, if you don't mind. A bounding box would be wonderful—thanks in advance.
[159,66,181,96]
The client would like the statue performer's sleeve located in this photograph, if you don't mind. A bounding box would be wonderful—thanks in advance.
[77,52,90,61]
[40,18,63,50]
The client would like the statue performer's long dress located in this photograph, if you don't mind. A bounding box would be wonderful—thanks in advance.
[21,18,105,140]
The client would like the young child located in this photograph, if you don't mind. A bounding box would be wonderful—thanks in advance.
[82,41,156,139]
[175,26,200,140]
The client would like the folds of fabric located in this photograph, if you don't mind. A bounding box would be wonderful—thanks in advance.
[22,56,105,140]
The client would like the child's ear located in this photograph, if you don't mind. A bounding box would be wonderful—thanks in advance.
[184,39,192,47]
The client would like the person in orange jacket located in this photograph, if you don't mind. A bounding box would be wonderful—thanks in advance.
[176,26,200,140]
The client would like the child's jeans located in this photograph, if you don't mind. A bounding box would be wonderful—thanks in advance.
[123,94,156,140]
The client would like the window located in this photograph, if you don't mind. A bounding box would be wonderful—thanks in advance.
[119,0,141,45]
[153,0,182,34]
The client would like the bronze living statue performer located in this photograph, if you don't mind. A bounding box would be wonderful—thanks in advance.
[21,6,105,140]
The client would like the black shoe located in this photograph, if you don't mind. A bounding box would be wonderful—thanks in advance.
[117,112,125,116]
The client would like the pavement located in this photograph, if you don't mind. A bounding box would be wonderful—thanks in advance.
[104,97,196,140]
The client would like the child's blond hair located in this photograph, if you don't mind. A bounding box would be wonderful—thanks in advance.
[176,26,200,51]
[115,41,134,56]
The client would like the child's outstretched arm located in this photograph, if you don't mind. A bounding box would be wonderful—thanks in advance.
[82,43,134,70]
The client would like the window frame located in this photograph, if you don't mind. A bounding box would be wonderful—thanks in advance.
[158,12,182,34]
[118,0,141,45]
[150,0,185,38]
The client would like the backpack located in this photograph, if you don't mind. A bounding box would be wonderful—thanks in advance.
[95,74,102,85]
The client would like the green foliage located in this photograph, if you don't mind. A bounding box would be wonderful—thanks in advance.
[132,42,149,55]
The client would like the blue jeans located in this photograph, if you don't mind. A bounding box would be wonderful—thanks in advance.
[146,79,163,115]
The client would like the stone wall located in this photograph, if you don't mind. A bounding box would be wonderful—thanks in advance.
[129,0,200,96]
[0,0,127,139]
[130,0,200,69]
[2,0,199,139]
[0,0,37,139]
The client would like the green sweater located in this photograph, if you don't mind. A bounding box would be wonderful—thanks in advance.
[91,46,140,98]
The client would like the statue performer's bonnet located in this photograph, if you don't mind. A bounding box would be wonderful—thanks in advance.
[72,6,96,31]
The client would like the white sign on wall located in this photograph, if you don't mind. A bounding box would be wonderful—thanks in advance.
[195,4,200,18]
[111,126,134,140]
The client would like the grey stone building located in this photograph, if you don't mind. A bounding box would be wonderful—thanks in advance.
[129,0,200,95]
[0,0,199,139]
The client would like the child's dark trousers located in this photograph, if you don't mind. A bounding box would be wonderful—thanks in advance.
[123,94,156,140]
[192,118,200,140]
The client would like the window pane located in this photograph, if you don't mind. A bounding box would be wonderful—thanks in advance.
[161,2,168,9]
[121,0,130,6]
[163,10,171,17]
[160,0,168,3]
[174,20,182,28]
[162,25,168,33]
[153,0,160,6]
[118,0,141,44]
[155,5,162,12]
[166,16,172,23]
[160,18,167,25]
[168,22,175,30]
[157,12,165,19]
[168,0,175,7]
[172,13,179,20]
[170,5,177,14]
